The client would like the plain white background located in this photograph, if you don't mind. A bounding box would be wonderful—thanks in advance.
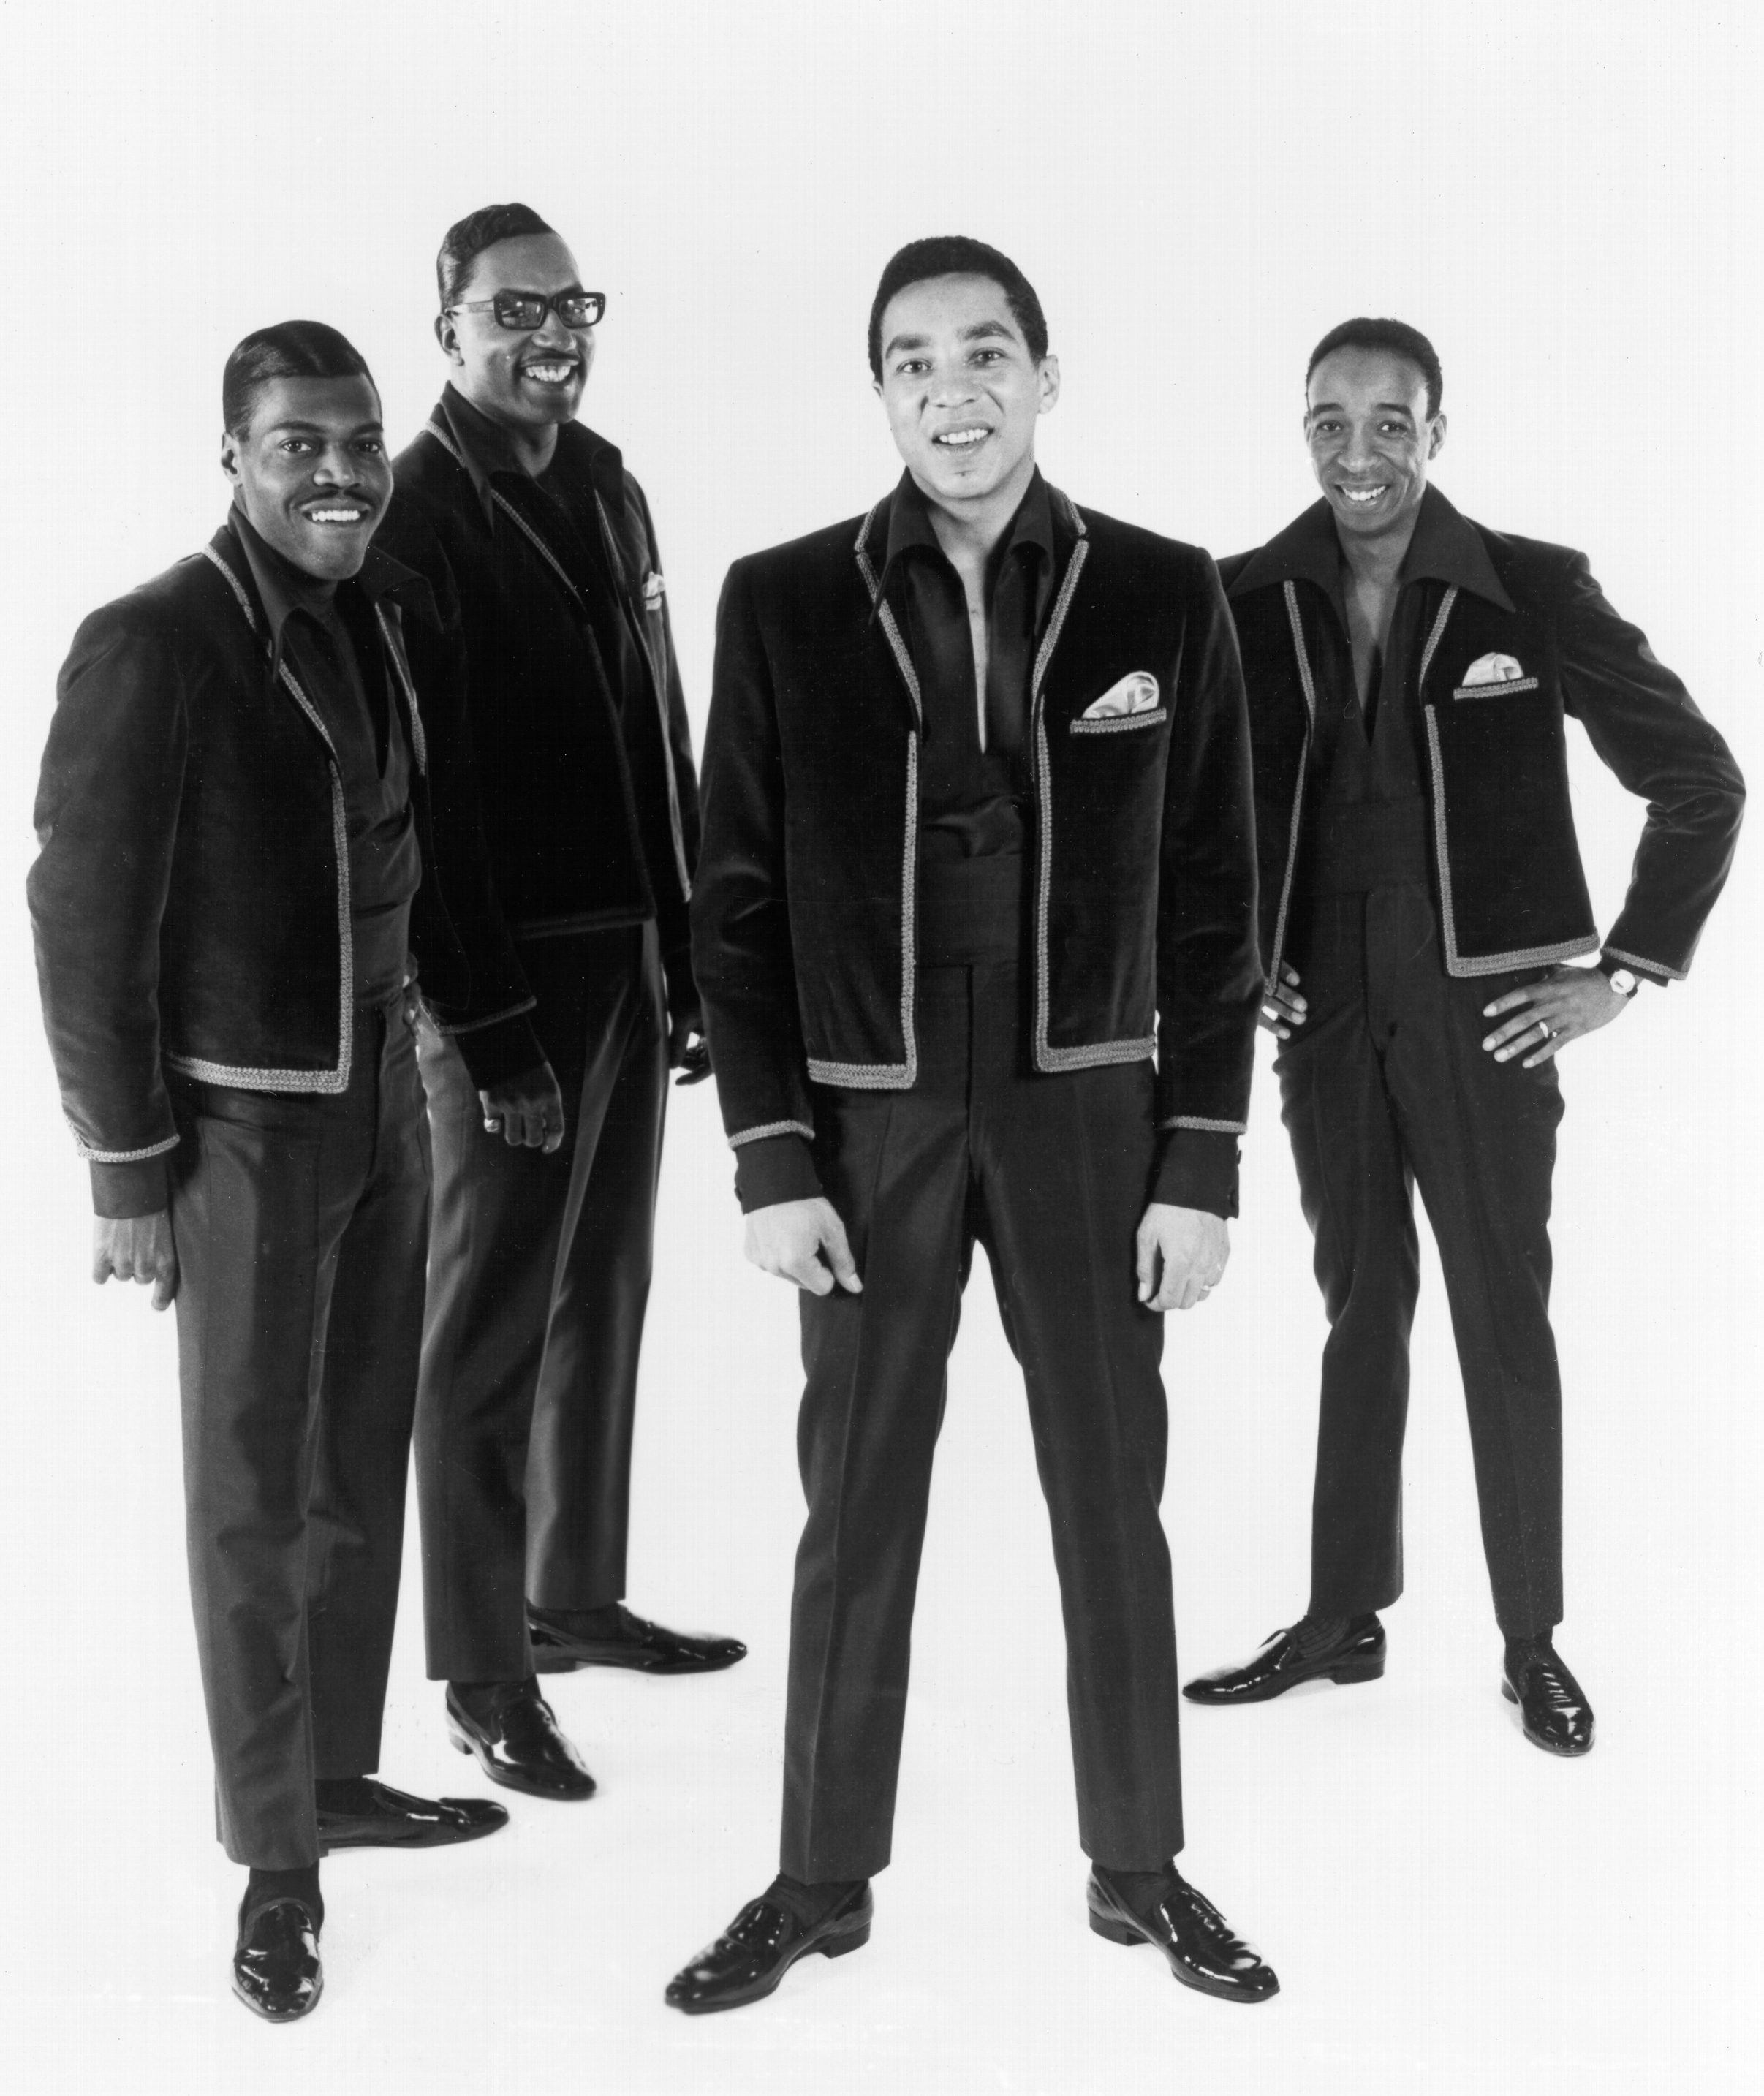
[1,4,1759,2090]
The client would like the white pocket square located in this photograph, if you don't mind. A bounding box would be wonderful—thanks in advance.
[1083,671,1160,718]
[1460,651,1526,686]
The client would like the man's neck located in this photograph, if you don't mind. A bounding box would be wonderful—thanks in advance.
[916,454,1035,576]
[458,386,561,477]
[1332,504,1421,597]
[232,503,338,603]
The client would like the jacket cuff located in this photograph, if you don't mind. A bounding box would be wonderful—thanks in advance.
[1152,1129,1240,1219]
[91,1153,171,1219]
[735,1132,822,1213]
[1599,947,1670,988]
[453,1013,548,1091]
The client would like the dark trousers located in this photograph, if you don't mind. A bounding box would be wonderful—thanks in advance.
[1276,880,1565,1639]
[414,923,666,1682]
[784,957,1184,1883]
[167,994,430,1868]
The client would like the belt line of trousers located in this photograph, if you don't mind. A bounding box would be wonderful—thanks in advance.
[168,992,430,1869]
[1276,879,1566,1639]
[414,922,666,1682]
[782,955,1184,1883]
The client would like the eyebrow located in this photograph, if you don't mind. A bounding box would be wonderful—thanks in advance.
[882,319,1021,360]
[267,419,385,437]
[1309,400,1417,417]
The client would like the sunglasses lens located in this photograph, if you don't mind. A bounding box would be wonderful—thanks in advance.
[557,295,602,327]
[495,297,545,329]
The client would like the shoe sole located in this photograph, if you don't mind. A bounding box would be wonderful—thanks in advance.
[1500,1681,1596,1756]
[1087,1908,1279,2004]
[318,1816,509,1854]
[1183,1655,1385,1706]
[531,1646,747,1676]
[232,1970,323,2022]
[445,1721,599,1800]
[667,1921,871,2016]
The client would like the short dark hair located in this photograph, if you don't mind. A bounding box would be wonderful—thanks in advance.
[868,236,1048,382]
[1306,317,1443,419]
[436,201,557,311]
[222,320,376,437]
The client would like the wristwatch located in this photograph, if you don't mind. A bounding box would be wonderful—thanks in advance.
[1596,956,1640,998]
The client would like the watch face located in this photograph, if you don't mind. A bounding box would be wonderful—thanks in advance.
[1610,968,1638,996]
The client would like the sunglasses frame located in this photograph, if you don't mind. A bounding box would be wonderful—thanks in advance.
[445,290,606,331]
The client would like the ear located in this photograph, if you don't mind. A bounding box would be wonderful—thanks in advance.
[435,311,464,366]
[1428,412,1447,459]
[1037,354,1061,415]
[219,429,242,485]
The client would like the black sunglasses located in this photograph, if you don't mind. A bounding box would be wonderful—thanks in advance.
[446,290,606,331]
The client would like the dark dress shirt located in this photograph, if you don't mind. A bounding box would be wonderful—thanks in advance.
[881,466,1054,860]
[232,510,421,1002]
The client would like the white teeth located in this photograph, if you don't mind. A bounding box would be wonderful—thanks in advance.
[1341,487,1386,504]
[523,363,575,382]
[307,509,362,523]
[934,428,989,447]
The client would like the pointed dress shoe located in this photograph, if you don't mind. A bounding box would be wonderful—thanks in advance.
[232,1896,323,2022]
[1183,1613,1385,1705]
[444,1681,597,1799]
[529,1600,747,1676]
[315,1776,509,1851]
[1502,1640,1596,1756]
[665,1881,873,2014]
[1088,1866,1279,2003]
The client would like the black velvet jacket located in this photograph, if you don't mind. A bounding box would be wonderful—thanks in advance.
[377,393,700,1077]
[691,483,1263,1189]
[1223,491,1744,985]
[29,521,534,1215]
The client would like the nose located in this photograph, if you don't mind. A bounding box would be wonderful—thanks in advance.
[1339,420,1379,473]
[312,443,360,488]
[928,363,977,406]
[531,303,574,347]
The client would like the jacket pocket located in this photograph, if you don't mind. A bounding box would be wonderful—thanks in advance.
[1070,707,1168,735]
[1451,677,1539,700]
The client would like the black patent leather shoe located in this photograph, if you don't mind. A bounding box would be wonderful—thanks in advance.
[1183,1613,1385,1705]
[1502,1641,1596,1756]
[232,1896,322,2022]
[665,1882,873,2015]
[529,1600,747,1676]
[444,1680,597,1799]
[1088,1866,1279,2004]
[315,1776,510,1851]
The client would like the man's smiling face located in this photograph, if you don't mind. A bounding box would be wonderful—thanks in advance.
[439,231,595,435]
[876,273,1057,512]
[1305,347,1445,542]
[220,373,390,582]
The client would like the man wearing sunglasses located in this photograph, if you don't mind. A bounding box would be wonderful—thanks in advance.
[379,202,741,1806]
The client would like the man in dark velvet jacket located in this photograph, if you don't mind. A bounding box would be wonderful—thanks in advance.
[376,203,741,1809]
[1183,319,1744,1754]
[27,325,521,2022]
[669,238,1277,2016]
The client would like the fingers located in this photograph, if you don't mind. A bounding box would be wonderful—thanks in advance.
[150,1251,179,1312]
[1135,1218,1157,1304]
[822,1216,863,1294]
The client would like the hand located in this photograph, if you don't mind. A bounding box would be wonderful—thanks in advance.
[93,1209,178,1312]
[479,1061,566,1151]
[665,965,713,1087]
[744,1197,862,1297]
[1480,964,1629,1069]
[1135,1203,1229,1312]
[1260,963,1307,1039]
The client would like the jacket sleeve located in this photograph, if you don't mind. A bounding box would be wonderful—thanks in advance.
[390,534,543,1086]
[1153,551,1263,1146]
[26,604,189,1216]
[1557,552,1745,980]
[689,558,819,1195]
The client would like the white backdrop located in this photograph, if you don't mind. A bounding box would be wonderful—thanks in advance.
[1,4,1759,2092]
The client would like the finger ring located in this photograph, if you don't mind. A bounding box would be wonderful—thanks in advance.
[483,1116,503,1132]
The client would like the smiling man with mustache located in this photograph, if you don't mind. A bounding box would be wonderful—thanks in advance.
[376,203,740,1810]
[1184,319,1745,1754]
[673,237,1276,2014]
[28,322,534,2021]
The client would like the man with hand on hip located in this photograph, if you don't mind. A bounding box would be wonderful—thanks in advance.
[1184,319,1744,1753]
[671,237,1278,2016]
